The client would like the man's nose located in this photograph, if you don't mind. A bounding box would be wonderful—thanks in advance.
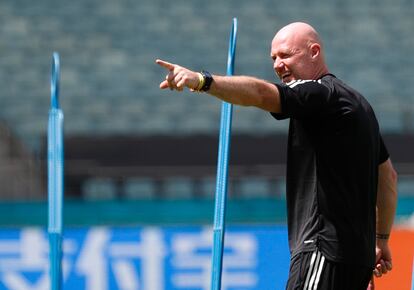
[274,58,283,69]
[274,59,284,74]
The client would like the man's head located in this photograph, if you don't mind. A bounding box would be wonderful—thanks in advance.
[270,22,329,83]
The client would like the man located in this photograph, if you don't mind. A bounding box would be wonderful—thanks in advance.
[156,22,397,290]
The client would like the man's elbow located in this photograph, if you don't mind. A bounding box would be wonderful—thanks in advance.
[379,158,398,199]
[391,167,398,199]
[390,166,398,185]
[388,161,398,199]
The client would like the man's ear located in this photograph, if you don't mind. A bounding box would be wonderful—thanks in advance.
[310,43,321,59]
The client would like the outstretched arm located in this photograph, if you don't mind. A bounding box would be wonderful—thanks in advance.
[156,59,282,113]
[374,158,397,278]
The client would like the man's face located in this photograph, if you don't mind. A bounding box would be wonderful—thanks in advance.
[270,34,314,83]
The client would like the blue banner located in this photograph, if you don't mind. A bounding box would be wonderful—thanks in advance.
[0,226,290,290]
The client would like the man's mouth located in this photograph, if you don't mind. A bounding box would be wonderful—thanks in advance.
[281,73,291,83]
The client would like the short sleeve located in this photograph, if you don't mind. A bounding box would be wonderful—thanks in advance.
[270,80,332,120]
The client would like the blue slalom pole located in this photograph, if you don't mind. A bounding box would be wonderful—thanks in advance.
[48,52,64,290]
[210,18,237,290]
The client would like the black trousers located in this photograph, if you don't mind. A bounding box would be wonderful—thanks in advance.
[285,250,372,290]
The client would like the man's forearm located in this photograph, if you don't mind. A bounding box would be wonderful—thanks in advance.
[376,159,398,238]
[208,75,282,113]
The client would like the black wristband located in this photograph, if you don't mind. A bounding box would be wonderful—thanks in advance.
[376,233,390,240]
[200,70,213,92]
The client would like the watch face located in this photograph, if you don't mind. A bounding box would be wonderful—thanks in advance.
[201,71,213,91]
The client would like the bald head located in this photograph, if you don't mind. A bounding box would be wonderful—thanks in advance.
[271,22,329,82]
[275,22,322,49]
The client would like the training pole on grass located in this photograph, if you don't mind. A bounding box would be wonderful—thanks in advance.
[48,52,64,290]
[210,18,237,290]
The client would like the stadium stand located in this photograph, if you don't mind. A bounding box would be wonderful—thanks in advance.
[0,0,413,148]
[0,122,43,199]
[0,0,413,200]
[58,134,288,198]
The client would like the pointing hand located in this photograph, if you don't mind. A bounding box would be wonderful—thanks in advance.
[156,59,201,91]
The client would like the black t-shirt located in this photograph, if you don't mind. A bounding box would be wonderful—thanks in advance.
[271,74,389,267]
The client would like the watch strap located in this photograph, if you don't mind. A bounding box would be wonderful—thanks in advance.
[200,70,213,92]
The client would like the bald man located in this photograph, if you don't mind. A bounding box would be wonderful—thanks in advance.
[156,22,397,290]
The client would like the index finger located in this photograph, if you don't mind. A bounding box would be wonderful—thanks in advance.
[156,59,175,71]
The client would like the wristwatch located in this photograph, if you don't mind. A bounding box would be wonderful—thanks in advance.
[200,70,213,92]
